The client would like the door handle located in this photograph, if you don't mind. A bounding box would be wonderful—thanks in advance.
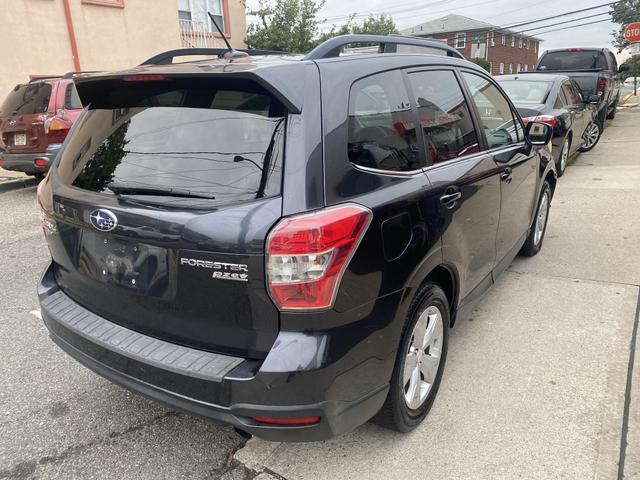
[501,167,513,183]
[440,190,462,208]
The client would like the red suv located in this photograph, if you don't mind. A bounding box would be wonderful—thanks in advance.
[0,74,83,179]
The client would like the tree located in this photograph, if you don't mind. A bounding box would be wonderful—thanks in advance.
[317,14,398,44]
[610,0,640,52]
[352,14,398,36]
[474,59,491,73]
[246,0,325,53]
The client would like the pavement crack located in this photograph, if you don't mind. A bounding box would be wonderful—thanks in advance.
[506,268,640,288]
[617,288,640,480]
[0,410,179,479]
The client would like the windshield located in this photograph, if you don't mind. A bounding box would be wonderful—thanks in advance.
[1,82,52,116]
[498,80,551,104]
[57,85,285,206]
[537,51,607,71]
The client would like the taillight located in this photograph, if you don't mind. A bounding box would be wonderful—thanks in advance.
[597,78,607,94]
[44,116,71,144]
[34,158,49,168]
[266,203,372,311]
[522,115,557,128]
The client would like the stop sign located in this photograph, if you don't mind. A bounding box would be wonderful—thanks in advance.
[625,22,640,43]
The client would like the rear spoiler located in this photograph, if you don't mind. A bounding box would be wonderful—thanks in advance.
[73,66,305,114]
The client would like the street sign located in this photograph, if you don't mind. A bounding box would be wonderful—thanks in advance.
[631,43,640,55]
[624,22,640,43]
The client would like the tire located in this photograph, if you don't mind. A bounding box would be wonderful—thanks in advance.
[373,283,449,432]
[607,99,618,120]
[519,181,552,257]
[578,121,601,152]
[556,136,570,178]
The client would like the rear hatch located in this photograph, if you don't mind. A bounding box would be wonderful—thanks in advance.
[0,81,54,153]
[43,76,287,359]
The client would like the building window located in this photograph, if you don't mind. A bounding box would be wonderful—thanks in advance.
[178,0,225,34]
[524,64,528,72]
[518,37,523,48]
[511,35,515,47]
[82,0,124,7]
[490,32,495,46]
[534,41,537,53]
[516,63,521,72]
[526,39,530,49]
[509,63,513,74]
[501,34,506,45]
[499,63,504,74]
[455,33,466,49]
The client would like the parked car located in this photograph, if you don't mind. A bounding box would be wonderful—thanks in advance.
[623,77,639,87]
[0,74,83,179]
[37,36,556,442]
[496,73,600,176]
[534,48,629,126]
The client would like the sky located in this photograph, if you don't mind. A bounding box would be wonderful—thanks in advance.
[245,0,635,63]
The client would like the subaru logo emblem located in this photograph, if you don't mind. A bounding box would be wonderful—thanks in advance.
[89,209,117,232]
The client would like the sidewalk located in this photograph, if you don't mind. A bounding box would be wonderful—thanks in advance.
[235,110,640,480]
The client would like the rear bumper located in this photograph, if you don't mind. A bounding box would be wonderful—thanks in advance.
[1,144,61,174]
[38,263,393,441]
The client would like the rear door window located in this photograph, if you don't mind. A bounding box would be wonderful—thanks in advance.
[347,70,423,172]
[57,81,285,206]
[461,72,521,149]
[1,82,52,116]
[407,70,479,163]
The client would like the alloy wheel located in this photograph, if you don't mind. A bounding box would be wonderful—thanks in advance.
[534,190,550,246]
[582,123,600,150]
[403,305,444,410]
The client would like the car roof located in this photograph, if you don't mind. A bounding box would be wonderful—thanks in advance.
[74,49,487,115]
[495,73,568,83]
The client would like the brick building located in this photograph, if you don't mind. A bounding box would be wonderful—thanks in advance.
[401,14,542,76]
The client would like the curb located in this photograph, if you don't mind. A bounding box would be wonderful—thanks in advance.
[0,177,39,193]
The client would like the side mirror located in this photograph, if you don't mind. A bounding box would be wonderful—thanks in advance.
[586,94,600,104]
[525,121,553,146]
[619,64,630,73]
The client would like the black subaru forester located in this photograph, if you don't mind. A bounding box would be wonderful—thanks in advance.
[37,35,556,442]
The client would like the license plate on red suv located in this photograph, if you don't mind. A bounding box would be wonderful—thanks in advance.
[14,133,27,146]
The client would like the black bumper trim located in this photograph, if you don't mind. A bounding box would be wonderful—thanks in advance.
[41,290,243,382]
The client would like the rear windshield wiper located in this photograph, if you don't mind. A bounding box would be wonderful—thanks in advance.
[107,183,216,199]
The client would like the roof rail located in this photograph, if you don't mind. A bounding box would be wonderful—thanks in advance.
[140,48,285,66]
[303,34,465,60]
[28,75,62,83]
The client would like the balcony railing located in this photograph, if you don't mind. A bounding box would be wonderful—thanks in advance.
[179,19,225,49]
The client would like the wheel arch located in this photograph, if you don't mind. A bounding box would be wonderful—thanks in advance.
[416,264,459,327]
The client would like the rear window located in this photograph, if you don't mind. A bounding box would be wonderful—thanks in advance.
[537,51,607,71]
[57,81,285,206]
[1,82,52,116]
[498,80,551,104]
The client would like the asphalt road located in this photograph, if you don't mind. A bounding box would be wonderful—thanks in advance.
[1,110,639,480]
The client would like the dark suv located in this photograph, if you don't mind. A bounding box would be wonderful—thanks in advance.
[0,74,84,178]
[37,36,556,442]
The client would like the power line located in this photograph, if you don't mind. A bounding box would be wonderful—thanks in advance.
[497,1,619,30]
[514,12,611,34]
[532,17,613,35]
[318,0,499,25]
